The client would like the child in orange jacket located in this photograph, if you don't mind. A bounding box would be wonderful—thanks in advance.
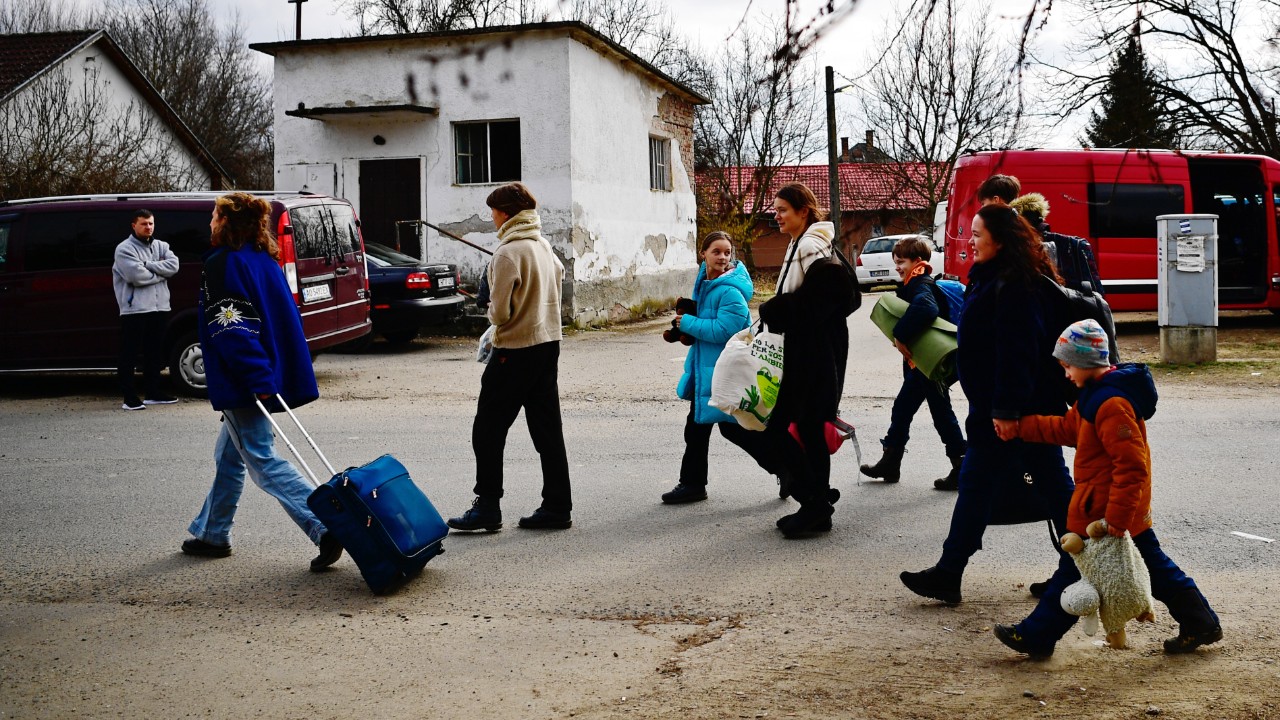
[991,319,1221,657]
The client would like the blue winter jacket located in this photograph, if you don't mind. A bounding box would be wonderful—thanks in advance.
[676,261,753,424]
[199,245,318,412]
[957,258,1066,445]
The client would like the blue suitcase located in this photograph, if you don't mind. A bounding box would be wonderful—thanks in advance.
[257,398,447,594]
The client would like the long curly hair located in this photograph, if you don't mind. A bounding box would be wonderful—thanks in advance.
[976,203,1062,284]
[212,192,279,261]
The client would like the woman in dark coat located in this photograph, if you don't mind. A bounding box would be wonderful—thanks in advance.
[899,203,1075,603]
[759,183,859,537]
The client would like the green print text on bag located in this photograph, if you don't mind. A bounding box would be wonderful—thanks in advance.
[709,324,785,431]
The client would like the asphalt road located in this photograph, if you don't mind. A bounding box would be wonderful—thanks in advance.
[2,301,1277,718]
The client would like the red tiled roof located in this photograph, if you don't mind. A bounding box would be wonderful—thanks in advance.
[698,162,947,214]
[0,30,96,102]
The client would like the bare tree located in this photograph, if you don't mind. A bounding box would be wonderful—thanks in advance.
[852,0,1023,220]
[101,0,274,188]
[694,23,825,269]
[0,0,86,32]
[1045,0,1280,157]
[1,0,274,188]
[340,0,548,33]
[1,65,204,199]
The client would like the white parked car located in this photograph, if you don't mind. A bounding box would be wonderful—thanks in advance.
[855,233,944,291]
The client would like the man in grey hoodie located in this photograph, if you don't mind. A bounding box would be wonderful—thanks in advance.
[112,210,179,410]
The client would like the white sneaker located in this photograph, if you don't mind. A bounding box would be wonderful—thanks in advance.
[122,399,146,411]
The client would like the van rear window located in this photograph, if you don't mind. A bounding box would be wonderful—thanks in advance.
[290,205,334,260]
[1087,183,1185,238]
[328,204,358,255]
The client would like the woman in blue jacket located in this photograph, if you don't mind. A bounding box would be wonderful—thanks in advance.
[900,203,1075,604]
[181,192,342,571]
[661,232,782,504]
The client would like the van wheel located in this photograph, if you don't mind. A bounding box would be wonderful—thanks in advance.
[169,330,208,397]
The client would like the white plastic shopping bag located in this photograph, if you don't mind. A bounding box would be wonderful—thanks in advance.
[476,325,496,364]
[709,325,785,431]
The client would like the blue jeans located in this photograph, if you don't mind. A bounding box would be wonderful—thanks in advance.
[1016,528,1220,648]
[883,362,966,457]
[188,406,326,547]
[938,438,1074,574]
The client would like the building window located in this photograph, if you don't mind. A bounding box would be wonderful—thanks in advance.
[454,120,520,185]
[649,136,671,191]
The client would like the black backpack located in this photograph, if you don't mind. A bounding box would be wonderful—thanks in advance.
[778,241,863,317]
[1036,273,1120,365]
[1043,231,1104,296]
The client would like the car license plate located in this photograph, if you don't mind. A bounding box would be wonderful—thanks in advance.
[302,284,332,302]
[871,270,890,277]
[438,276,455,288]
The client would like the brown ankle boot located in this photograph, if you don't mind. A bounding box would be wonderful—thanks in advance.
[860,446,904,483]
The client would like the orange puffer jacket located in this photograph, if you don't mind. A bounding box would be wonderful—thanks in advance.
[1016,364,1159,537]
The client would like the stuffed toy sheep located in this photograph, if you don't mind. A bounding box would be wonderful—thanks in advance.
[1058,520,1157,648]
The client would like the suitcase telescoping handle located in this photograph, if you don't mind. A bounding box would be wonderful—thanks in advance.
[254,394,337,487]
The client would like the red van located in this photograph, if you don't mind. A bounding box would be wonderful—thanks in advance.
[943,149,1280,311]
[0,192,371,395]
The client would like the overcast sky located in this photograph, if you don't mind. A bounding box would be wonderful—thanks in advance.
[217,0,1082,145]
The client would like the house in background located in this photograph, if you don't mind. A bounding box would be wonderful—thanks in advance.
[0,30,230,193]
[252,21,709,326]
[700,162,943,270]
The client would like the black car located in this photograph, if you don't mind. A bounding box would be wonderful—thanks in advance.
[362,242,465,344]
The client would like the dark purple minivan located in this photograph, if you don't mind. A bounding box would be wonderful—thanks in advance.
[0,192,371,395]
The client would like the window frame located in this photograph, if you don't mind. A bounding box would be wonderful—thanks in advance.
[649,136,671,192]
[453,119,521,185]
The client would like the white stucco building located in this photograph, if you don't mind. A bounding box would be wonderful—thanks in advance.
[251,21,709,325]
[0,30,230,192]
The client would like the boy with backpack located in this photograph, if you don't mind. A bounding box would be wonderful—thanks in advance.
[992,319,1222,657]
[861,236,967,490]
[1011,192,1104,295]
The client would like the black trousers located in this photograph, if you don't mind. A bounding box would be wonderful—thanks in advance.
[678,400,779,487]
[767,416,830,507]
[472,341,572,512]
[118,311,168,399]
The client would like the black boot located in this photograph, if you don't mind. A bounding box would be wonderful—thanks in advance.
[777,502,834,538]
[309,532,343,571]
[933,454,963,491]
[447,497,502,532]
[860,445,904,483]
[1162,588,1223,653]
[661,483,708,504]
[776,488,838,537]
[900,565,962,605]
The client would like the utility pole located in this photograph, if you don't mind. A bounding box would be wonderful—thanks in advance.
[825,66,851,248]
[289,0,308,41]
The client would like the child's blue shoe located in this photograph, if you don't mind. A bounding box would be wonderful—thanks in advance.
[994,623,1055,658]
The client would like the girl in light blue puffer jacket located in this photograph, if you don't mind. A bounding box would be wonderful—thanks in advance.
[660,232,785,505]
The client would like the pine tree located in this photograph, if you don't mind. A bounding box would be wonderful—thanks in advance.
[1083,33,1176,149]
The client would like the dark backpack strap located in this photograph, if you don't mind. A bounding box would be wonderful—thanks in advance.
[776,238,803,293]
[926,277,951,323]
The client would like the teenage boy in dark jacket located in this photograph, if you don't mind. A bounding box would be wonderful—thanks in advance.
[861,236,966,488]
[181,193,341,571]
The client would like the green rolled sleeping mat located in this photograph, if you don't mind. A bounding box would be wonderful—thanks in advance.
[869,294,959,386]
